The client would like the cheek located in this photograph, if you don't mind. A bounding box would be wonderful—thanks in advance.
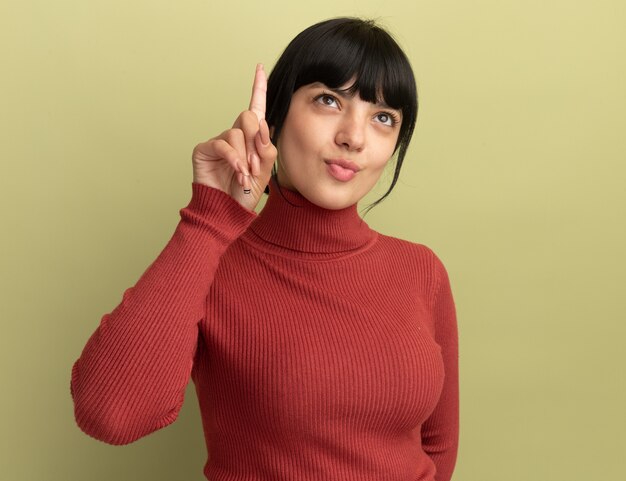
[368,160,392,182]
[283,117,323,158]
[293,115,321,149]
[371,140,397,170]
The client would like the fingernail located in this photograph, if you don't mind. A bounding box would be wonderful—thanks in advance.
[250,152,260,176]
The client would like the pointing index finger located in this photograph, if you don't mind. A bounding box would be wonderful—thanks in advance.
[249,63,267,122]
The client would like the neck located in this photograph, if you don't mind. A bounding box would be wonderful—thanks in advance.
[244,175,377,257]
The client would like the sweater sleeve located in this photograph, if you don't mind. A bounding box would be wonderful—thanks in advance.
[70,182,257,445]
[421,251,459,481]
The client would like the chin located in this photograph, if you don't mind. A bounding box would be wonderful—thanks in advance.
[305,185,359,210]
[317,199,353,210]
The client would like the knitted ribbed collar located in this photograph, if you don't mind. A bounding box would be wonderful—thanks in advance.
[244,175,378,257]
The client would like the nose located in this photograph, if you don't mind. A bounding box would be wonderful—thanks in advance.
[335,112,366,152]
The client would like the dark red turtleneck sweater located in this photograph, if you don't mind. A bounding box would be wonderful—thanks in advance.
[71,176,459,481]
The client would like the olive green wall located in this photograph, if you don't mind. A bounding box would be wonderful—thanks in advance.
[2,1,624,480]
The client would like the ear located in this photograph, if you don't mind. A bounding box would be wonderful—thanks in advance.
[269,125,275,138]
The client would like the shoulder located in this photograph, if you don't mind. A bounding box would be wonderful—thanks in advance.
[376,232,443,268]
[375,233,452,294]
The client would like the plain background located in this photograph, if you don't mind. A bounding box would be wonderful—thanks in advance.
[1,1,625,480]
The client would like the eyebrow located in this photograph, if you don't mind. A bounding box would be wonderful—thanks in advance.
[310,82,401,113]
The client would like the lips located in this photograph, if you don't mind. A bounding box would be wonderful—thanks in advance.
[324,158,361,182]
[324,158,361,172]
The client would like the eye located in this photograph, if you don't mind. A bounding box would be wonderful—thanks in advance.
[375,111,401,127]
[313,92,340,109]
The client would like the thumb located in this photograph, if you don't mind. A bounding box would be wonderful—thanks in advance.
[254,118,277,168]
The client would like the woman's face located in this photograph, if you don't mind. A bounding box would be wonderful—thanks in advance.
[273,78,402,210]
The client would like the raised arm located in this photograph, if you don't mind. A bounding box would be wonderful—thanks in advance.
[70,63,275,445]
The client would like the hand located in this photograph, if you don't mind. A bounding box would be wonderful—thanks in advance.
[191,63,277,212]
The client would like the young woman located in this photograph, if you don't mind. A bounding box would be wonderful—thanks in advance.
[71,17,459,481]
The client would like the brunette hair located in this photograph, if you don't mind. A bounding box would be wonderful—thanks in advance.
[265,16,418,216]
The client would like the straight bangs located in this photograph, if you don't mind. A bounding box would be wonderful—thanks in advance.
[294,26,416,120]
